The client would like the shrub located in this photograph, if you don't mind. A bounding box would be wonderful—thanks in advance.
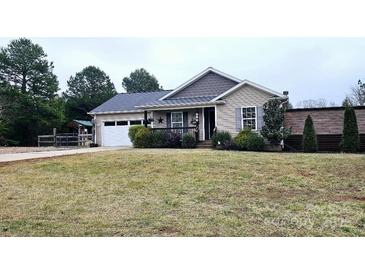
[302,115,317,152]
[128,125,145,143]
[212,131,232,149]
[233,129,251,150]
[340,106,359,153]
[150,130,167,148]
[165,131,181,148]
[133,127,152,148]
[234,129,264,151]
[181,133,196,148]
[245,132,265,151]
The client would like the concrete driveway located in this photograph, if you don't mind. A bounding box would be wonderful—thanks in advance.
[0,147,129,163]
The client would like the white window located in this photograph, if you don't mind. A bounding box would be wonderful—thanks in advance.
[242,107,257,130]
[104,121,116,126]
[116,121,128,126]
[171,112,183,128]
[130,120,143,125]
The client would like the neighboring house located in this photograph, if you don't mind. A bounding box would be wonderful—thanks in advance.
[89,67,285,146]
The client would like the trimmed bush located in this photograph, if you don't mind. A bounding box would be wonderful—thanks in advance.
[150,130,167,148]
[234,129,264,151]
[233,129,251,150]
[133,127,152,148]
[246,132,265,151]
[182,133,196,148]
[340,106,359,153]
[212,131,232,149]
[128,125,145,143]
[302,115,317,152]
[165,131,181,148]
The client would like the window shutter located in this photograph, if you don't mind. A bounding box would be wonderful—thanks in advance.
[257,106,264,130]
[183,112,188,133]
[166,112,171,128]
[235,108,242,132]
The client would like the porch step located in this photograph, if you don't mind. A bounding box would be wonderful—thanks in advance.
[196,140,213,149]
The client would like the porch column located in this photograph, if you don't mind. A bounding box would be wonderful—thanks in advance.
[144,111,148,128]
[202,107,205,140]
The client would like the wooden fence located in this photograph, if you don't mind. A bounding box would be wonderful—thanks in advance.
[38,129,92,147]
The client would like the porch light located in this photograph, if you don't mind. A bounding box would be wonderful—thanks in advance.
[191,112,199,125]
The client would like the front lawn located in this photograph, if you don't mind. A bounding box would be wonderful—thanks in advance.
[0,149,364,236]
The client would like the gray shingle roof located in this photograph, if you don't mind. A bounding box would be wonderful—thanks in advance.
[89,91,169,113]
[135,95,217,108]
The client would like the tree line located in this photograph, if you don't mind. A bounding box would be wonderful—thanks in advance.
[0,38,163,146]
[295,81,365,109]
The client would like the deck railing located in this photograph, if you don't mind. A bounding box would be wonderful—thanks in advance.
[151,127,198,140]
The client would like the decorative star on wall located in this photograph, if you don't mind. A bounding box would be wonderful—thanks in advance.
[158,117,164,124]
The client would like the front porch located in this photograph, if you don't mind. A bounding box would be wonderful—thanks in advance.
[148,107,216,142]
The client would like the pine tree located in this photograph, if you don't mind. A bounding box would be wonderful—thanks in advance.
[340,106,359,153]
[302,115,317,152]
[0,38,63,145]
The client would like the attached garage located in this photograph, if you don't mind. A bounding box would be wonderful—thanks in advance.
[101,120,142,147]
[89,91,168,147]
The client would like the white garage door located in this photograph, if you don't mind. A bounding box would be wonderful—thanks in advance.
[102,120,142,147]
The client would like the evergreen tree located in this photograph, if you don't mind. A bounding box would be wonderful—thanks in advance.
[0,38,64,145]
[63,66,117,121]
[302,115,317,152]
[340,106,359,153]
[122,68,162,93]
[261,98,291,145]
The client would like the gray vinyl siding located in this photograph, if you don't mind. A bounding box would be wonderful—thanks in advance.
[152,111,168,128]
[216,85,275,135]
[170,71,238,99]
[94,112,145,145]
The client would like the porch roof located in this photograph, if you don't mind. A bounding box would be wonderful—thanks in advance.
[135,95,224,110]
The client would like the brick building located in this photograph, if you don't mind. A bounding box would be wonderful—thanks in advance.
[284,106,365,151]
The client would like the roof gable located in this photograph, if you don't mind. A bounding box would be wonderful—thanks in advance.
[159,67,241,100]
[210,80,284,101]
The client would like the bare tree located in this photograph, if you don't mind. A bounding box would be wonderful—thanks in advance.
[348,80,365,106]
[296,98,328,108]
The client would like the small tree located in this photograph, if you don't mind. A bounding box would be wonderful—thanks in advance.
[340,106,359,153]
[302,115,317,152]
[261,98,291,145]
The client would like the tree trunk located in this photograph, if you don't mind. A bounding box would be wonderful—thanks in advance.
[21,72,27,93]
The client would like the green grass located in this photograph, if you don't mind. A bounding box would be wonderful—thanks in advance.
[0,149,365,236]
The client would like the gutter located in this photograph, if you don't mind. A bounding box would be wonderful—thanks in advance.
[87,110,145,115]
[135,100,225,111]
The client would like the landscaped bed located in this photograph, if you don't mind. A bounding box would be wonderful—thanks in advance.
[0,149,364,236]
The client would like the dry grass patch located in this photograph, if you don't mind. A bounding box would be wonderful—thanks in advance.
[0,149,364,236]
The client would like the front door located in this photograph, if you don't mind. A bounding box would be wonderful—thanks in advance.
[204,107,215,140]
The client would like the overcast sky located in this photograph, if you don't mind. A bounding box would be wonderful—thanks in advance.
[1,38,364,106]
